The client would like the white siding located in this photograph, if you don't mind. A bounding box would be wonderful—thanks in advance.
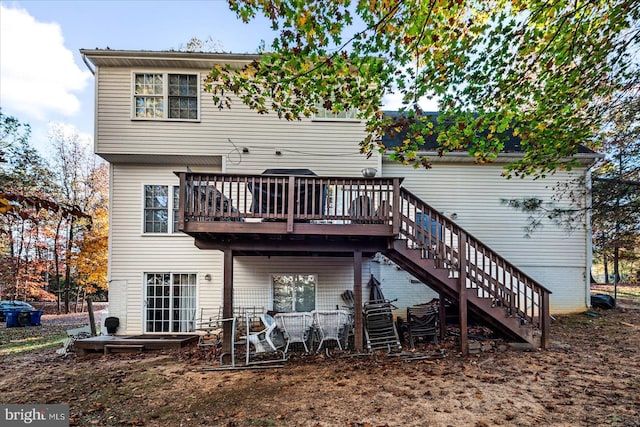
[373,259,439,316]
[109,163,223,334]
[106,280,127,331]
[232,256,374,311]
[95,67,378,176]
[381,160,591,313]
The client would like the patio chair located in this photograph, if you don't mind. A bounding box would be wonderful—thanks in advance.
[349,195,373,224]
[246,313,282,353]
[274,312,314,353]
[406,305,438,349]
[312,310,351,351]
[363,300,402,352]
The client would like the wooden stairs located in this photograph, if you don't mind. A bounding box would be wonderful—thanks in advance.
[386,188,551,349]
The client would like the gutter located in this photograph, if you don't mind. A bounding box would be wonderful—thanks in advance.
[384,150,604,165]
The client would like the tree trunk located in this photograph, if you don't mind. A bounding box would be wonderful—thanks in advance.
[64,216,75,314]
[603,253,609,284]
[54,216,64,313]
[614,246,620,303]
[75,288,86,313]
[14,220,26,300]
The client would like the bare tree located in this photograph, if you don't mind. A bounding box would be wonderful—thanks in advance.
[48,123,104,313]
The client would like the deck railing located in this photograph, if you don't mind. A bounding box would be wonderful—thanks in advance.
[398,188,550,345]
[177,172,402,227]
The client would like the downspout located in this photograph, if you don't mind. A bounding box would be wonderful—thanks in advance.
[81,51,99,156]
[81,53,95,75]
[585,167,593,309]
[584,151,604,309]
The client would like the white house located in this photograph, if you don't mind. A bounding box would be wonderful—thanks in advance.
[81,49,600,350]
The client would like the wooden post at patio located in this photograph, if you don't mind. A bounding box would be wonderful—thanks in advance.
[458,231,468,355]
[353,249,363,352]
[86,298,97,336]
[222,249,234,354]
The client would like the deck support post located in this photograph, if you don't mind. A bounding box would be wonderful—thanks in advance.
[353,249,364,352]
[541,291,550,349]
[438,293,447,340]
[287,176,295,233]
[458,231,468,355]
[392,178,401,236]
[177,172,186,231]
[222,249,234,354]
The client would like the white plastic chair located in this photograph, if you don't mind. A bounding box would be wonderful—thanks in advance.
[312,310,351,351]
[274,312,313,353]
[246,314,280,353]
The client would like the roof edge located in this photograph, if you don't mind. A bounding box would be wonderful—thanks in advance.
[80,49,262,61]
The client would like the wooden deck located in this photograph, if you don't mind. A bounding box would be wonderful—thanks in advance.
[175,171,551,353]
[74,335,198,356]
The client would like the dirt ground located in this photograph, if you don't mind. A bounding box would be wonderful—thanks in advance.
[1,295,639,427]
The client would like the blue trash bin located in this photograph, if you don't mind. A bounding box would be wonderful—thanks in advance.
[29,310,43,326]
[5,310,19,328]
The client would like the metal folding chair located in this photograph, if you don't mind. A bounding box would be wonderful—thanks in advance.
[363,300,402,352]
[406,305,438,349]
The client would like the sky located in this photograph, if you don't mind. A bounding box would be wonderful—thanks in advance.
[0,0,279,157]
[0,0,421,160]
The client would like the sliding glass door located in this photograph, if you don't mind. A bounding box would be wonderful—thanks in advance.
[145,273,196,333]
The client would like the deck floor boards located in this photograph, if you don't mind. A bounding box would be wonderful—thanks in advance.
[74,334,198,354]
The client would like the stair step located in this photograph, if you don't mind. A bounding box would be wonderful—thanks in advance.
[104,344,144,355]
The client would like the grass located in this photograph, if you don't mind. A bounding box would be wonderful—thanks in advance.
[0,324,68,356]
[591,283,640,304]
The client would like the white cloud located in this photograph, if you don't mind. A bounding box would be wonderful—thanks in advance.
[48,121,93,147]
[0,5,92,120]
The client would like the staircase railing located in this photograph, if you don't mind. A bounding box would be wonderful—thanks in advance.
[398,188,551,348]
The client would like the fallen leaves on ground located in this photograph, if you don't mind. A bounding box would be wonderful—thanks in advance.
[1,301,639,426]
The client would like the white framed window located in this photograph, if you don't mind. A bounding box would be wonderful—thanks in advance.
[143,185,181,234]
[133,73,199,120]
[312,104,360,122]
[272,274,317,312]
[144,272,197,333]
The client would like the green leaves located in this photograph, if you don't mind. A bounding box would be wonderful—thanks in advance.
[213,0,639,177]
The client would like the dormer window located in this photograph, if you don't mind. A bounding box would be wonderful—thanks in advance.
[133,73,199,120]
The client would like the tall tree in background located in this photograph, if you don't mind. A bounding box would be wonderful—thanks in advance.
[180,36,225,52]
[48,123,105,313]
[70,163,109,304]
[1,112,106,310]
[0,112,57,300]
[591,92,640,295]
[210,0,639,177]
